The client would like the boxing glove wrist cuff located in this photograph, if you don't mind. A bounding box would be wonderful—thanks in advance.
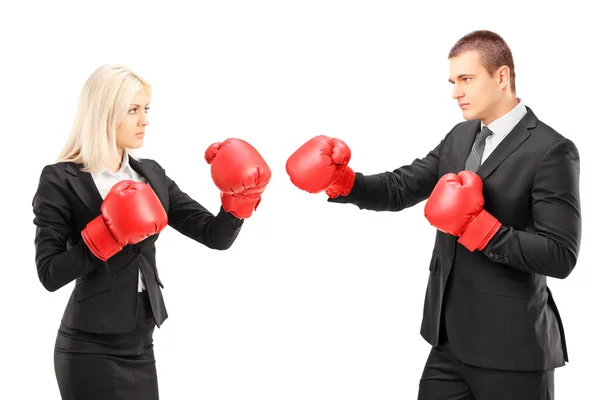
[81,216,122,261]
[221,193,261,219]
[326,167,356,198]
[458,209,502,252]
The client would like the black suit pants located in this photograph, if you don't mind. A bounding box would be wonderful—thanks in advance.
[417,338,554,400]
[54,291,159,400]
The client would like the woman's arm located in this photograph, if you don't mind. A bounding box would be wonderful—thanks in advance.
[33,165,107,292]
[165,174,244,250]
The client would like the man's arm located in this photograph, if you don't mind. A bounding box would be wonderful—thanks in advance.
[481,138,581,279]
[425,138,581,279]
[327,137,445,212]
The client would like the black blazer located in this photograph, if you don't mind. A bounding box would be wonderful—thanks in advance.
[32,156,244,334]
[329,106,581,371]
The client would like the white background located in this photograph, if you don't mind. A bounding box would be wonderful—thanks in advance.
[2,0,599,398]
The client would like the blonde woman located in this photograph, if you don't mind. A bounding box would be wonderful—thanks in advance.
[32,64,271,399]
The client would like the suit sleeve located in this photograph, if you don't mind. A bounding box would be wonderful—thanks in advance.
[33,166,107,292]
[482,138,581,279]
[327,135,448,211]
[165,174,244,250]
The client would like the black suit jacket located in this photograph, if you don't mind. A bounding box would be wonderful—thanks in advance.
[32,156,244,334]
[329,107,581,371]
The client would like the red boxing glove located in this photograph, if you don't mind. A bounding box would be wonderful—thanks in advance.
[424,171,501,252]
[81,180,168,261]
[285,135,355,198]
[205,138,271,219]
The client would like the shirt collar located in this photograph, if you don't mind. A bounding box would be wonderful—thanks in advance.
[481,98,527,138]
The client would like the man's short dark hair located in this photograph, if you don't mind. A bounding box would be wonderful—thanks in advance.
[449,30,516,93]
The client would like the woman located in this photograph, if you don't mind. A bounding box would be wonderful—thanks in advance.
[32,64,271,399]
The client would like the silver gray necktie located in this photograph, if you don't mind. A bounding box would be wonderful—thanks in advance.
[465,126,493,172]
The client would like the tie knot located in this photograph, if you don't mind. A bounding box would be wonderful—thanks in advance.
[480,126,493,140]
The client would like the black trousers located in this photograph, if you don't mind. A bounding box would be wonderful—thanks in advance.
[54,291,159,400]
[418,325,554,400]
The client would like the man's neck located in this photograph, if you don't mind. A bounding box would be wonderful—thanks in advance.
[482,96,519,126]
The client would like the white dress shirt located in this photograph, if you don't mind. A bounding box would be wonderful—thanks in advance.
[91,152,148,292]
[479,99,528,163]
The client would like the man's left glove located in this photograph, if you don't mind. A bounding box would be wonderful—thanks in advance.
[424,170,501,252]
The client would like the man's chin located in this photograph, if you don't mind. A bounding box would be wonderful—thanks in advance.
[461,110,479,121]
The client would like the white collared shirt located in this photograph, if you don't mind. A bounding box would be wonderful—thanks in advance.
[91,152,148,292]
[479,99,528,163]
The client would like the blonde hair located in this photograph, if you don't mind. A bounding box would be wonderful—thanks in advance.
[56,64,152,172]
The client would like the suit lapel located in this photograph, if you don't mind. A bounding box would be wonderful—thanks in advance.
[66,163,103,215]
[477,123,530,181]
[129,156,169,212]
[457,121,481,171]
[456,106,537,181]
[477,107,537,181]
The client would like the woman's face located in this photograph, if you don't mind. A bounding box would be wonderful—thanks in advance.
[116,89,150,150]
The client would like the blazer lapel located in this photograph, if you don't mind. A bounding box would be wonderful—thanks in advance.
[64,155,170,216]
[66,163,103,216]
[129,156,169,212]
[477,107,537,181]
[457,121,481,170]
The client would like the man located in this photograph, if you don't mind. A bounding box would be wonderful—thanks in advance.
[285,30,581,400]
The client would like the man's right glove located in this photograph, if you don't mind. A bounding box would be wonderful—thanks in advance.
[285,135,356,198]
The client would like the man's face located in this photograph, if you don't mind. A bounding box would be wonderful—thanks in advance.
[449,50,502,122]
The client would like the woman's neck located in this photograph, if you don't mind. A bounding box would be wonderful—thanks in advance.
[106,149,124,173]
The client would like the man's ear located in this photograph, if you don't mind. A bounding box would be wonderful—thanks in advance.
[497,65,511,90]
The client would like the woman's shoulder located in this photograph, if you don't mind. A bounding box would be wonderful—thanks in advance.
[130,155,164,170]
[34,162,79,196]
[39,161,80,178]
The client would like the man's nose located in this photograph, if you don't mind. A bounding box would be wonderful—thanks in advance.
[452,85,463,100]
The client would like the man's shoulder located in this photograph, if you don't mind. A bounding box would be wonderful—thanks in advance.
[451,119,479,132]
[523,107,577,150]
[534,118,568,141]
[448,107,572,144]
[442,119,478,142]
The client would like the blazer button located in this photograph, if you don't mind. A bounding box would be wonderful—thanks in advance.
[488,252,494,257]
[448,256,453,263]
